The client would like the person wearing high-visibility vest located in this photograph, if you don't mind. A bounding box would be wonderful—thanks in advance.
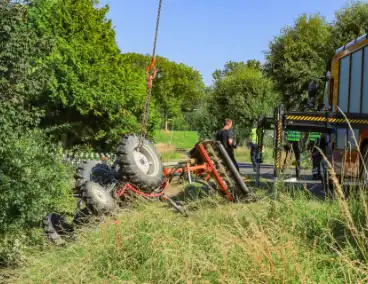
[283,130,302,178]
[248,128,258,172]
[307,132,321,180]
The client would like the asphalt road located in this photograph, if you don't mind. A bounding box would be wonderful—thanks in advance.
[163,161,327,198]
[238,162,326,198]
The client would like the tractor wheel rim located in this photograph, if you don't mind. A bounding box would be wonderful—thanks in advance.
[95,184,109,204]
[133,144,160,176]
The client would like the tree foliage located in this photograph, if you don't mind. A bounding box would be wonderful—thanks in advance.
[0,0,48,139]
[264,14,332,110]
[332,1,368,49]
[28,0,147,150]
[195,63,279,139]
[212,60,262,81]
[122,52,205,130]
[0,0,73,266]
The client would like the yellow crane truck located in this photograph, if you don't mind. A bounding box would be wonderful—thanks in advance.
[257,33,368,191]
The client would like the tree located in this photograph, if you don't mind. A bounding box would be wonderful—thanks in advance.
[0,0,50,144]
[27,0,147,150]
[122,52,205,131]
[264,14,332,110]
[212,60,262,81]
[332,1,368,50]
[195,63,279,140]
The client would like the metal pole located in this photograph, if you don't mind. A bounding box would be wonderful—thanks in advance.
[273,105,284,200]
[169,119,174,147]
[255,119,265,188]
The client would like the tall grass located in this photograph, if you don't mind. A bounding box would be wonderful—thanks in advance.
[10,189,368,284]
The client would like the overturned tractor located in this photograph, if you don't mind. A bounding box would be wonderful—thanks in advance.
[43,135,251,243]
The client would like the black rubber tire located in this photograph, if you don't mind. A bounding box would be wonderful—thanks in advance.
[81,181,116,215]
[116,135,163,191]
[74,161,115,188]
[43,213,74,245]
[73,207,92,225]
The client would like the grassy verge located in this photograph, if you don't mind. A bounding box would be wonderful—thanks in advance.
[10,187,368,283]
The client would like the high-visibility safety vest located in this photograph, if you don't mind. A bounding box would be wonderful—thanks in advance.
[286,130,301,142]
[251,128,257,143]
[309,132,320,142]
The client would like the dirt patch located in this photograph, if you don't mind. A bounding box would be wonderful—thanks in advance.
[166,182,185,197]
[156,143,175,153]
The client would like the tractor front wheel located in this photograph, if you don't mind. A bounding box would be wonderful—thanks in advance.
[81,181,116,215]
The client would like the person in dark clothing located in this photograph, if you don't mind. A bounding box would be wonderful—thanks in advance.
[215,118,239,172]
[283,130,301,178]
[306,132,322,180]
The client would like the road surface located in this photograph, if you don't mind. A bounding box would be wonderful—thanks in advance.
[238,162,326,197]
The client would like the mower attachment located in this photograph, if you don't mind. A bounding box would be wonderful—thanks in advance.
[165,140,250,201]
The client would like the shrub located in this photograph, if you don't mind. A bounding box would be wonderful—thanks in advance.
[0,129,74,267]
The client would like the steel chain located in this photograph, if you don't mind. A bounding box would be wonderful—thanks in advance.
[138,0,163,148]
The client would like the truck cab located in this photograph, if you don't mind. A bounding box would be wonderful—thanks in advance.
[328,33,368,179]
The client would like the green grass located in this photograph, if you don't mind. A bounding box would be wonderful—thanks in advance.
[10,187,368,284]
[235,147,274,164]
[154,130,199,149]
[159,151,188,163]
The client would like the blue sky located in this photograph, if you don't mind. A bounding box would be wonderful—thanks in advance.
[99,0,350,85]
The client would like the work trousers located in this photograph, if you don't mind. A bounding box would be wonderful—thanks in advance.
[250,142,257,169]
[227,149,239,172]
[284,141,301,177]
[309,140,322,178]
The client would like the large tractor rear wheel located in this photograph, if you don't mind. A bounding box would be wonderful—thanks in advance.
[116,135,163,191]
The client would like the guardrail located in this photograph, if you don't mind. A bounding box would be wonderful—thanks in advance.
[60,151,117,169]
[60,147,190,169]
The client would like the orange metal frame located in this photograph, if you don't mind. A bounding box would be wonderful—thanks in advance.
[163,143,233,201]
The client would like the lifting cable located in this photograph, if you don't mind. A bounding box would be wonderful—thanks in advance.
[138,0,163,148]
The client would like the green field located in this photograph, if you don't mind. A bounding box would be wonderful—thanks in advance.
[154,130,200,149]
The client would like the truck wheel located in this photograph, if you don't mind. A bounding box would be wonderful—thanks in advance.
[81,181,116,215]
[43,213,74,245]
[116,135,163,191]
